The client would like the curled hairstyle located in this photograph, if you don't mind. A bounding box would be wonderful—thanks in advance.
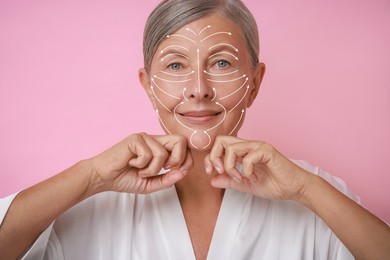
[143,0,260,72]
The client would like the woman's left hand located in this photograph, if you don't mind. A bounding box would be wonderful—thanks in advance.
[205,135,310,201]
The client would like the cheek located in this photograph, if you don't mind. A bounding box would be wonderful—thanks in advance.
[150,72,189,112]
[212,76,251,113]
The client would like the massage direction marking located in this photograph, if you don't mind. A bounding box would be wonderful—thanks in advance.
[161,70,195,77]
[161,45,189,53]
[204,69,239,77]
[152,25,250,149]
[207,74,246,83]
[209,43,238,52]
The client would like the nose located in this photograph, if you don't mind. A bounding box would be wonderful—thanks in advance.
[184,69,215,101]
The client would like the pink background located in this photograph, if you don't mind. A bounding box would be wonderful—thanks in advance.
[1,0,389,221]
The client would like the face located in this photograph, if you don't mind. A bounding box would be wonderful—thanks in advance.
[140,13,265,151]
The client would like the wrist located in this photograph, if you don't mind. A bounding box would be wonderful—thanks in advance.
[75,159,109,197]
[291,171,322,212]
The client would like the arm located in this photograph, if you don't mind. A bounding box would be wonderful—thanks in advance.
[0,161,95,260]
[206,136,390,260]
[0,134,191,259]
[299,173,390,259]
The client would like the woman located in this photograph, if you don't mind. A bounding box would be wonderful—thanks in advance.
[0,0,389,259]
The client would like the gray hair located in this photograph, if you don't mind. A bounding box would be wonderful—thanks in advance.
[143,0,260,72]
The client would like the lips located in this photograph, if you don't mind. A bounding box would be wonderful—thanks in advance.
[178,110,222,124]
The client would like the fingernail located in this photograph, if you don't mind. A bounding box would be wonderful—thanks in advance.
[164,165,172,170]
[233,176,242,183]
[181,169,188,176]
[180,166,189,176]
[215,166,223,174]
[205,164,212,175]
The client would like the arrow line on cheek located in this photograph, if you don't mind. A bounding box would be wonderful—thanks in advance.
[156,109,172,135]
[207,74,246,83]
[229,85,250,113]
[219,77,248,100]
[150,86,172,112]
[174,102,194,131]
[206,102,227,132]
[152,78,180,100]
[183,87,189,101]
[154,75,191,83]
[229,109,245,135]
[211,88,217,101]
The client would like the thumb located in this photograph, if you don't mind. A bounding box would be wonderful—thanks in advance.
[144,169,187,193]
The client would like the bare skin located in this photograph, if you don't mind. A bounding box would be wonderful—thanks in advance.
[0,134,193,259]
[0,133,389,260]
[1,13,389,260]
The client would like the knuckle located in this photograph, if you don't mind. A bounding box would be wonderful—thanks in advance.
[129,133,141,142]
[242,156,252,166]
[176,135,186,143]
[133,132,147,140]
[225,144,235,154]
[260,142,275,153]
[138,147,152,159]
[224,164,235,173]
[209,155,219,164]
[154,148,168,160]
[215,135,224,143]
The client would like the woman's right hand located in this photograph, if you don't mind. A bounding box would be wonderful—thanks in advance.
[88,133,192,194]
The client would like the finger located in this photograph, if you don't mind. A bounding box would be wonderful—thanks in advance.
[144,169,187,193]
[127,135,153,169]
[179,149,193,174]
[209,136,235,174]
[204,154,213,175]
[223,143,246,183]
[242,143,271,178]
[210,173,232,189]
[138,135,168,177]
[155,135,187,169]
[210,173,247,191]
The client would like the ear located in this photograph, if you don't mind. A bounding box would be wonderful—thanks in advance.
[247,62,266,108]
[139,68,157,110]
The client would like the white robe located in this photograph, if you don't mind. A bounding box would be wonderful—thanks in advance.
[0,160,357,259]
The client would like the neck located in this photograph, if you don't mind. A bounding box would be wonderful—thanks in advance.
[175,149,224,204]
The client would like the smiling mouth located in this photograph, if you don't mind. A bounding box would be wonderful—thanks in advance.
[178,111,222,123]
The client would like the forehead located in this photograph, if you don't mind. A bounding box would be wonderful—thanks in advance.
[158,13,246,49]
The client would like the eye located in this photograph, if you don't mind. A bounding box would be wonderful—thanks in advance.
[216,60,230,68]
[169,63,182,71]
